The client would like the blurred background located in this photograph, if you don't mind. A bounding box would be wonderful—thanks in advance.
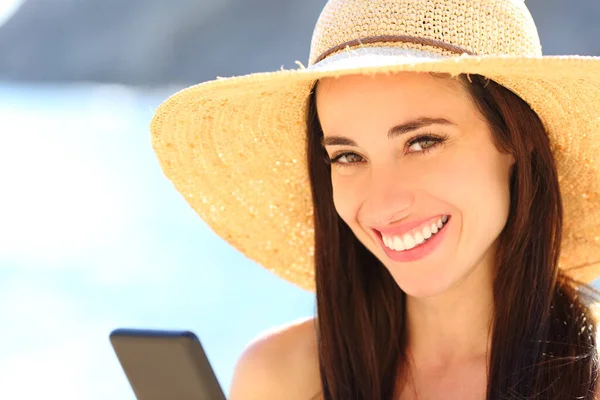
[0,0,598,399]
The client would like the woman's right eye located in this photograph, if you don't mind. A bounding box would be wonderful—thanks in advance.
[329,152,364,165]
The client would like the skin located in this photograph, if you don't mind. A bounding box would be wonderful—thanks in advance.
[229,72,516,399]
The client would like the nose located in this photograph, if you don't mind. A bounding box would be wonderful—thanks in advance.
[363,162,416,226]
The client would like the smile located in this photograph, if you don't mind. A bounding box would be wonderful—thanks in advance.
[382,215,449,251]
[374,215,451,263]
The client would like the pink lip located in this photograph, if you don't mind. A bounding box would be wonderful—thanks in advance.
[373,216,451,263]
[371,215,447,237]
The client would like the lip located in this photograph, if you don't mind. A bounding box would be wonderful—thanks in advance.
[371,214,448,237]
[373,216,451,263]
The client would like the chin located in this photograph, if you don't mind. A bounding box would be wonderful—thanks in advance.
[387,265,458,298]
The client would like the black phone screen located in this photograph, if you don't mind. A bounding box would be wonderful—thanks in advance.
[110,329,226,400]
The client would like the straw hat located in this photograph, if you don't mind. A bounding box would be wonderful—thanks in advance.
[150,0,600,292]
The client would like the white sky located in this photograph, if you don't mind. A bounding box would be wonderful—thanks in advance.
[0,0,23,27]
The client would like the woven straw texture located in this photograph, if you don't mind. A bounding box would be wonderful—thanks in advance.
[151,0,600,292]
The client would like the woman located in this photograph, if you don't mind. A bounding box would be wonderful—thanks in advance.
[150,0,600,398]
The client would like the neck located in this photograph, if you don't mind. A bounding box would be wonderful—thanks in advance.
[405,255,494,367]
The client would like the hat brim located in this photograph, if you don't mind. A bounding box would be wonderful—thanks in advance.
[151,51,600,292]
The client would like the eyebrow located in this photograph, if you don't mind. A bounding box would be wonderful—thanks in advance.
[321,117,455,147]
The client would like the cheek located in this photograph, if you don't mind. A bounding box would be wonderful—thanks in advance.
[331,174,365,224]
[438,146,512,235]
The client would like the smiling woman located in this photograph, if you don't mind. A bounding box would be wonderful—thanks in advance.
[315,73,515,298]
[149,0,600,398]
[306,71,598,399]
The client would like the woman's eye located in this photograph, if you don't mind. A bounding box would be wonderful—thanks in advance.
[330,152,364,165]
[407,135,444,153]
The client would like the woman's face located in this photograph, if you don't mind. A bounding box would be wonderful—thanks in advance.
[316,72,515,297]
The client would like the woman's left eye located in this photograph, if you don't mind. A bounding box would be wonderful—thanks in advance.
[406,134,446,153]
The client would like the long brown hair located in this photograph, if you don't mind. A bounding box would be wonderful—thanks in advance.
[306,73,599,399]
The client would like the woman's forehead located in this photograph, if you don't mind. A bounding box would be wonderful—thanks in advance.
[315,72,474,129]
[317,72,465,99]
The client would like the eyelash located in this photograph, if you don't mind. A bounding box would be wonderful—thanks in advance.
[324,133,448,166]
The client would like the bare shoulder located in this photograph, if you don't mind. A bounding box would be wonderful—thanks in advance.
[228,316,322,400]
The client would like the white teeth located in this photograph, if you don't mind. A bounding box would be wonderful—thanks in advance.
[381,215,450,252]
[422,225,432,239]
[403,234,416,250]
[414,231,425,244]
[394,236,405,251]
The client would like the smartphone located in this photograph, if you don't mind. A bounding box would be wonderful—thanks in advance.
[109,328,226,400]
